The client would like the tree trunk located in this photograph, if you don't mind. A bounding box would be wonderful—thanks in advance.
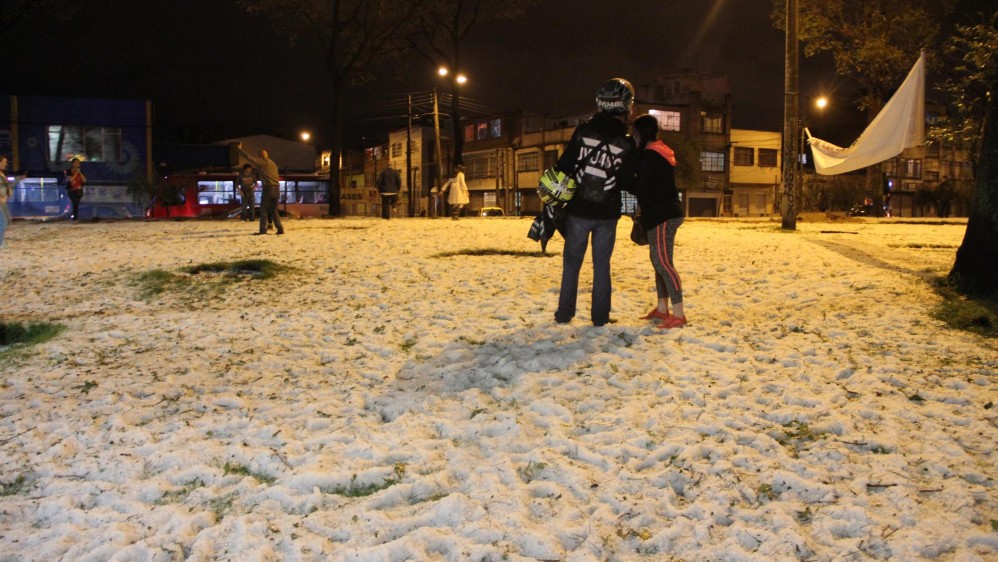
[949,72,998,295]
[326,79,343,217]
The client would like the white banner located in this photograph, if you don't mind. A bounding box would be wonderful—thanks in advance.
[807,52,925,175]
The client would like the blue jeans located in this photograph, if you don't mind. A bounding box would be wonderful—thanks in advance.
[0,202,8,246]
[556,214,618,325]
[259,188,283,234]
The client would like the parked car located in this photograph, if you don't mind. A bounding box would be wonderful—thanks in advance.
[847,204,885,217]
[477,206,505,217]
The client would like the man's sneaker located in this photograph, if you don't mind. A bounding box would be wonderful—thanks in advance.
[657,315,687,329]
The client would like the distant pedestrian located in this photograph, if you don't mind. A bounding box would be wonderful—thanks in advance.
[238,163,257,222]
[65,158,86,222]
[628,114,687,329]
[237,146,284,235]
[0,155,11,247]
[553,78,637,327]
[376,166,401,219]
[440,165,469,219]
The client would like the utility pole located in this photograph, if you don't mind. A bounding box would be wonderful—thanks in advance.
[432,87,444,218]
[781,0,799,230]
[406,94,414,217]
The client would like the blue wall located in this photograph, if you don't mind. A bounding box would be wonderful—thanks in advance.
[1,94,149,182]
[1,95,151,219]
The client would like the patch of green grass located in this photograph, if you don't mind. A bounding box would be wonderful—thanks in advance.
[931,278,998,338]
[777,421,825,457]
[134,259,289,300]
[433,248,551,258]
[223,461,276,484]
[516,461,547,483]
[0,475,28,496]
[0,321,65,347]
[757,483,777,501]
[181,259,285,279]
[326,462,407,497]
[134,269,190,299]
[157,478,205,504]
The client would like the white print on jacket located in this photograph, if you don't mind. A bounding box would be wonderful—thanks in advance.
[578,136,627,191]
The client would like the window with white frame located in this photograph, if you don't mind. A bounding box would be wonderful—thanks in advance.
[650,109,681,132]
[701,151,725,172]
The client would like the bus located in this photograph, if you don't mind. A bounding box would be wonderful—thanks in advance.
[9,177,144,220]
[146,173,333,219]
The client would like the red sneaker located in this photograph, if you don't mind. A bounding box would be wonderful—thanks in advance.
[640,308,670,321]
[657,315,687,329]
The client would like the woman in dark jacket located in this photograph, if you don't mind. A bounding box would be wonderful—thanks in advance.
[628,114,687,329]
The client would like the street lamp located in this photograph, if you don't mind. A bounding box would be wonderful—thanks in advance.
[799,96,829,211]
[300,131,311,142]
[438,66,468,168]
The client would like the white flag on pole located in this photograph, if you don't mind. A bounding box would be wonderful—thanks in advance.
[806,52,925,175]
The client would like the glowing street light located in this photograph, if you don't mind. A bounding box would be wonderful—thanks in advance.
[300,131,311,142]
[815,96,828,110]
[437,66,468,167]
[438,67,467,85]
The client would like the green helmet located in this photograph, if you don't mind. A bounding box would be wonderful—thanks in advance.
[538,167,577,206]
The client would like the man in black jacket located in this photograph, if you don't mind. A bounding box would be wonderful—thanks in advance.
[377,167,401,220]
[554,78,637,327]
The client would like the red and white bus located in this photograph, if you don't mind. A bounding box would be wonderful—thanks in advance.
[146,173,333,219]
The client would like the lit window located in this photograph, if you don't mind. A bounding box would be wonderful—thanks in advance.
[898,158,922,179]
[490,119,502,138]
[650,110,681,132]
[47,125,123,163]
[701,112,723,134]
[476,122,488,140]
[701,151,725,172]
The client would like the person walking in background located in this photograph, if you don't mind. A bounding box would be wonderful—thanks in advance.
[238,163,257,222]
[0,156,11,247]
[65,158,86,223]
[440,164,469,219]
[553,78,637,327]
[237,146,283,235]
[629,114,687,329]
[376,166,401,219]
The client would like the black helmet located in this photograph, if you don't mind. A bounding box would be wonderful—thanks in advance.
[596,78,635,115]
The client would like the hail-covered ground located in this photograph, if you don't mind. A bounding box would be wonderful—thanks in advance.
[0,215,995,562]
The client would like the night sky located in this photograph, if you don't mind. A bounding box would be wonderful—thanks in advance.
[1,0,951,148]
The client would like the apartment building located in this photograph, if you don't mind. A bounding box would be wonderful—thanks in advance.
[728,129,782,217]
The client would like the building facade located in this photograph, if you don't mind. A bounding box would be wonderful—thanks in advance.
[1,94,152,219]
[728,129,782,217]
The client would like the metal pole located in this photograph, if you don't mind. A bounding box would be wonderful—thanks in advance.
[406,94,413,217]
[433,87,444,219]
[781,0,799,230]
